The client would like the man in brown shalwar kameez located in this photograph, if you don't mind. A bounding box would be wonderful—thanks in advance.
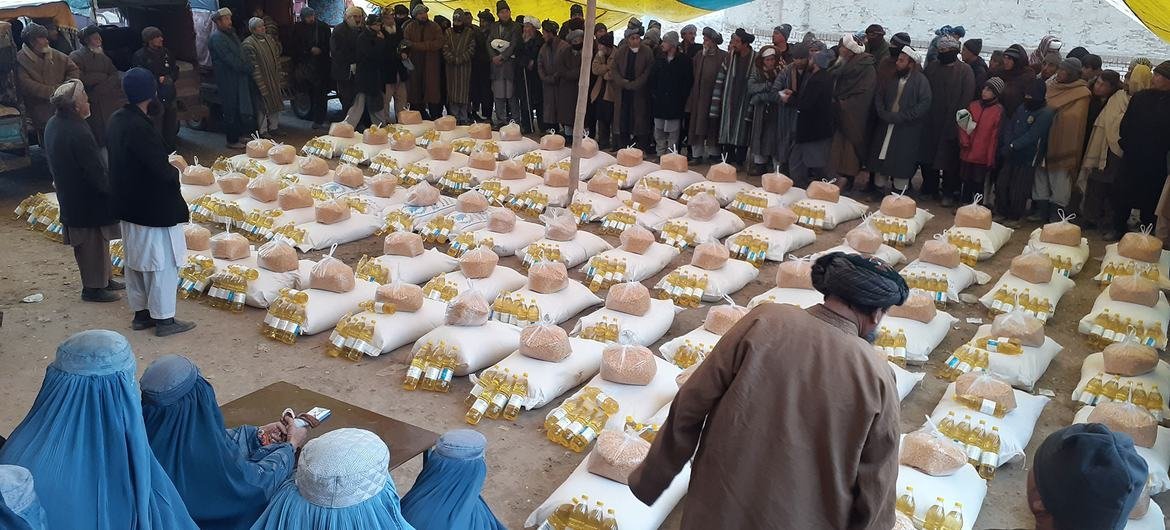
[629,252,907,530]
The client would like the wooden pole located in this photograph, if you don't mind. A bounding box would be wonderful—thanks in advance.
[565,0,596,206]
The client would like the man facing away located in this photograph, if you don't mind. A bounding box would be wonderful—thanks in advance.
[629,252,907,529]
[1029,424,1148,530]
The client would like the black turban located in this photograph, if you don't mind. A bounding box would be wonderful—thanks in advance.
[811,252,909,309]
[733,27,754,45]
[541,19,559,34]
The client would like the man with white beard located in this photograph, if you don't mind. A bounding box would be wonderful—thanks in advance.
[15,22,79,140]
[69,25,126,147]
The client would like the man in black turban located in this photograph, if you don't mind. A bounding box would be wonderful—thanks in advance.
[629,250,904,529]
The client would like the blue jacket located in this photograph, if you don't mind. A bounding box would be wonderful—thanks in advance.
[999,104,1055,166]
[209,28,255,116]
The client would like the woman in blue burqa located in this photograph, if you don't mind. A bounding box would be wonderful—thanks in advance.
[139,354,305,529]
[401,429,506,530]
[250,428,415,529]
[0,464,47,530]
[0,329,198,529]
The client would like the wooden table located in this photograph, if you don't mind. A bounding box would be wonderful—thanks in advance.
[221,381,439,469]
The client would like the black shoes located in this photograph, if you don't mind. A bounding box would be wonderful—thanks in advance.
[154,318,196,337]
[82,288,120,303]
[131,310,155,330]
[106,279,125,290]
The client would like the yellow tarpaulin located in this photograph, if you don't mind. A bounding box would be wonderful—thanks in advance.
[1124,0,1170,44]
[366,0,745,24]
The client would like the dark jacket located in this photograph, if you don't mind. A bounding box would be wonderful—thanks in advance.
[208,28,254,117]
[794,68,835,143]
[999,103,1055,166]
[132,45,179,103]
[967,56,988,99]
[44,109,115,227]
[649,52,694,120]
[870,69,932,180]
[355,28,388,103]
[1119,89,1170,210]
[383,30,407,84]
[330,22,360,81]
[107,104,189,227]
[292,20,331,84]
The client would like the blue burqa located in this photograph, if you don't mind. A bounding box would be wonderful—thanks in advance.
[0,464,46,530]
[401,429,506,530]
[0,329,197,530]
[250,428,415,530]
[140,355,296,530]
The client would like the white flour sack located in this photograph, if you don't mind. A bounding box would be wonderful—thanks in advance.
[895,462,987,530]
[421,267,527,305]
[490,279,603,327]
[1027,227,1090,277]
[656,210,745,250]
[1071,352,1170,420]
[789,195,868,230]
[1094,242,1170,289]
[361,249,459,286]
[582,244,679,290]
[452,219,546,257]
[890,362,925,401]
[568,187,634,223]
[412,321,522,376]
[571,297,678,347]
[747,287,824,309]
[638,167,705,199]
[525,456,689,530]
[552,356,681,432]
[928,383,1050,470]
[659,326,723,369]
[266,279,379,337]
[518,231,613,269]
[678,180,754,207]
[292,213,382,252]
[724,217,817,266]
[654,261,759,307]
[941,223,1014,263]
[327,297,446,358]
[868,206,934,246]
[485,338,606,410]
[899,259,992,304]
[596,159,661,189]
[947,323,1064,390]
[1078,286,1170,350]
[876,310,959,365]
[811,242,906,267]
[978,266,1076,322]
[1073,406,1170,494]
[192,249,315,309]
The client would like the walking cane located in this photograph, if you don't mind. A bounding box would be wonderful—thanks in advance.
[522,68,538,132]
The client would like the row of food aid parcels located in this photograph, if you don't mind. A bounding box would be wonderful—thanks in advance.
[13,113,1170,529]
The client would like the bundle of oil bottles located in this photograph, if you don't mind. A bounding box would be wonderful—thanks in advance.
[462,368,530,425]
[539,495,618,530]
[896,490,966,530]
[542,387,621,452]
[402,341,462,393]
[1078,375,1164,419]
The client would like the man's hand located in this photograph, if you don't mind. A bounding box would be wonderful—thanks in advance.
[158,76,165,84]
[286,423,310,449]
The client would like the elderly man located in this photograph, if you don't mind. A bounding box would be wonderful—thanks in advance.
[686,27,726,162]
[43,80,122,303]
[1033,57,1091,221]
[292,7,331,129]
[243,17,283,137]
[630,251,906,529]
[710,28,757,167]
[442,9,476,124]
[554,29,584,136]
[920,34,974,204]
[827,34,876,193]
[16,22,79,140]
[649,31,692,156]
[208,8,255,149]
[870,47,932,195]
[132,27,180,150]
[608,27,654,151]
[404,3,445,120]
[537,20,564,132]
[69,25,124,147]
[108,68,196,337]
[486,0,520,126]
[331,6,363,120]
[1029,424,1148,530]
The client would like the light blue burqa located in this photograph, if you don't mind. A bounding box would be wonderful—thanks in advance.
[401,429,507,530]
[0,329,197,530]
[0,464,46,530]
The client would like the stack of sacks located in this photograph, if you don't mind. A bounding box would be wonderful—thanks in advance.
[411,288,522,376]
[1027,211,1091,276]
[411,115,468,145]
[360,232,459,285]
[677,156,753,206]
[416,190,493,244]
[942,194,1013,264]
[868,190,934,246]
[748,259,825,309]
[637,150,704,199]
[875,291,959,365]
[293,198,381,251]
[256,143,303,179]
[726,170,807,220]
[266,184,319,228]
[394,109,435,136]
[484,321,607,409]
[506,166,574,217]
[1095,227,1170,288]
[567,172,634,222]
[329,163,368,193]
[598,184,687,235]
[226,135,276,170]
[515,133,571,176]
[492,122,540,159]
[657,192,745,249]
[491,261,602,326]
[942,309,1063,390]
[207,172,250,225]
[660,304,749,368]
[518,209,613,269]
[929,372,1050,474]
[788,179,868,230]
[261,254,379,340]
[286,155,334,186]
[1073,403,1170,494]
[978,250,1076,322]
[421,245,526,303]
[654,241,758,307]
[583,224,679,291]
[178,158,219,202]
[369,128,429,172]
[572,282,677,346]
[451,123,498,155]
[596,146,660,189]
[196,239,314,309]
[1072,342,1170,420]
[327,277,446,359]
[550,135,616,180]
[302,122,361,158]
[381,182,459,233]
[358,173,411,215]
[396,141,470,187]
[449,207,546,257]
[475,159,544,205]
[724,205,817,265]
[899,237,992,303]
[894,423,989,530]
[1079,275,1170,349]
[437,150,499,195]
[811,218,907,266]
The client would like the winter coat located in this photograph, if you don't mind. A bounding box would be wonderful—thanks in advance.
[1043,78,1092,172]
[967,57,988,99]
[686,47,726,139]
[69,47,126,146]
[292,20,332,88]
[108,104,189,227]
[443,27,476,105]
[747,64,778,158]
[827,52,876,176]
[996,65,1031,117]
[515,35,542,109]
[330,22,360,82]
[486,20,519,83]
[958,99,1004,167]
[44,109,115,227]
[1121,89,1170,213]
[793,68,835,144]
[649,53,693,120]
[869,70,932,181]
[16,44,79,132]
[999,104,1055,167]
[1082,90,1129,171]
[538,38,565,120]
[607,44,654,136]
[554,44,582,125]
[355,29,388,107]
[131,46,179,103]
[590,43,613,103]
[208,28,255,117]
[242,32,284,115]
[404,18,444,105]
[382,29,407,85]
[920,59,974,168]
[772,63,811,158]
[711,48,757,146]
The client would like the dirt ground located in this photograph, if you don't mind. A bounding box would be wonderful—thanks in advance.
[0,113,1163,530]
